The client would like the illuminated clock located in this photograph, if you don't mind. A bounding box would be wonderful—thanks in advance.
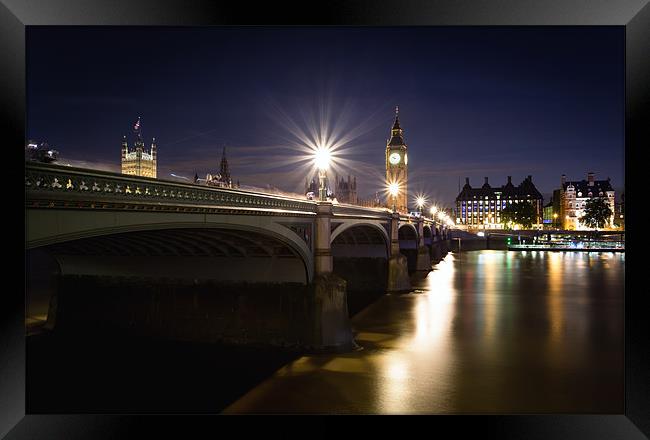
[389,152,401,165]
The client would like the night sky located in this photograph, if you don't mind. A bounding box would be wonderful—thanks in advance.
[27,27,624,207]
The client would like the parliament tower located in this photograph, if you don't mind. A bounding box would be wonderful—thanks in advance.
[385,106,408,212]
[121,117,157,178]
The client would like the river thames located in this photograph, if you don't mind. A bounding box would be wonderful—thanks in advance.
[27,249,623,414]
[225,250,624,414]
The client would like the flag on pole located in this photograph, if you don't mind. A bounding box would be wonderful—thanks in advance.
[134,117,141,131]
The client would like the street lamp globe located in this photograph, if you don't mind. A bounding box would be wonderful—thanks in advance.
[388,182,399,197]
[388,182,399,212]
[416,196,426,213]
[314,147,330,171]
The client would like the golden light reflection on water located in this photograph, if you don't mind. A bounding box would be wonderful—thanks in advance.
[225,250,624,414]
[547,252,565,345]
[376,254,458,413]
[477,251,498,341]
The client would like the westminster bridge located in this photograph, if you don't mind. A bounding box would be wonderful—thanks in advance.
[25,162,451,350]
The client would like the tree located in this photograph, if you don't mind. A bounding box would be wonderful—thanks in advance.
[500,204,517,230]
[580,198,612,230]
[501,201,536,229]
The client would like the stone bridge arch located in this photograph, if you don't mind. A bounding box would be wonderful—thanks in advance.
[423,225,433,246]
[398,223,419,273]
[26,209,314,284]
[330,221,390,315]
[25,216,316,346]
[330,221,390,256]
[398,223,418,248]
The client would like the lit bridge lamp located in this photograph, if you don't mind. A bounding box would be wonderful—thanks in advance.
[388,182,399,213]
[314,147,331,202]
[416,196,426,216]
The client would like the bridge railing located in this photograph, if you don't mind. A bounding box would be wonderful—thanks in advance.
[26,162,452,228]
[25,162,318,215]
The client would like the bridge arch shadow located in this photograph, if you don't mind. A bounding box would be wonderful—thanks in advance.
[330,223,389,316]
[423,225,433,243]
[38,226,310,285]
[398,223,419,273]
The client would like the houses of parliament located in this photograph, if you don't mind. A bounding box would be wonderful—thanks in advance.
[121,117,157,178]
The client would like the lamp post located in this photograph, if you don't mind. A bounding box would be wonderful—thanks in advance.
[388,182,399,212]
[430,205,437,220]
[416,196,425,216]
[314,147,330,202]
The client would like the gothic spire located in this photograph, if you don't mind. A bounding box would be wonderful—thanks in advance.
[388,105,405,147]
[133,116,143,147]
[219,146,231,186]
[392,105,401,130]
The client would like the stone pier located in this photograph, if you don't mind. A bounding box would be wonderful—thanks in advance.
[310,202,353,351]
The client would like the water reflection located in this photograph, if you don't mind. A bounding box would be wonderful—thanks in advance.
[225,250,623,414]
[378,255,458,413]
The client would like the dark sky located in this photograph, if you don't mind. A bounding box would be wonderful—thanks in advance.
[27,26,624,207]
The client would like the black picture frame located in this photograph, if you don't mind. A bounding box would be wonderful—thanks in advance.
[3,0,649,437]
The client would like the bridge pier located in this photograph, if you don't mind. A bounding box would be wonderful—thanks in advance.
[387,212,411,293]
[310,202,353,351]
[415,219,432,273]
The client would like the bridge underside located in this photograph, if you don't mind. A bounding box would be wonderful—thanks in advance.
[43,227,308,284]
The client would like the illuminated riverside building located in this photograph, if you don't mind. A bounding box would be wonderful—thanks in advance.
[121,117,157,178]
[558,172,615,230]
[455,176,543,229]
[385,106,409,212]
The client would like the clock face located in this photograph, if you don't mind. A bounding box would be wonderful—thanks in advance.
[389,152,401,165]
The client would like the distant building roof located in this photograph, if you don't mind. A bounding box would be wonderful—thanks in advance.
[563,179,613,194]
[456,176,543,201]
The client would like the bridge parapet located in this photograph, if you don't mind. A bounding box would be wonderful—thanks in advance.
[25,162,317,216]
[332,203,391,220]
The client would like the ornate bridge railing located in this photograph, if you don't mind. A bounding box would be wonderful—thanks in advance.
[26,162,449,230]
[25,162,318,217]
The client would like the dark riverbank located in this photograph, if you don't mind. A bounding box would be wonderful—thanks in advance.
[27,330,298,413]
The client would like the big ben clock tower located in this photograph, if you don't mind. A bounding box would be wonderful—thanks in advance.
[386,106,408,212]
